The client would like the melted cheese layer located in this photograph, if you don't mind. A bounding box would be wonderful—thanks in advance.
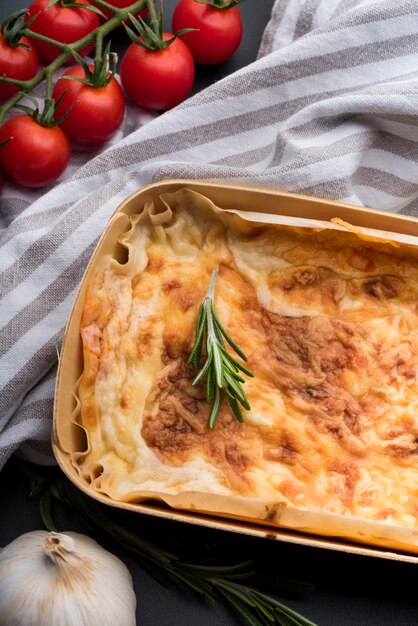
[78,193,418,531]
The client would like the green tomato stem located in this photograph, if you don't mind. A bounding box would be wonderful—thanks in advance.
[83,0,135,11]
[23,28,72,50]
[45,71,53,101]
[95,29,103,64]
[0,76,26,86]
[146,0,160,35]
[195,0,243,8]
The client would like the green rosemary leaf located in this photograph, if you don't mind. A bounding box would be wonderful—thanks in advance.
[276,611,318,626]
[177,559,254,574]
[39,487,58,533]
[238,396,251,411]
[192,348,213,386]
[275,615,299,626]
[223,381,250,411]
[196,301,207,333]
[222,571,256,581]
[209,386,222,428]
[256,611,278,626]
[29,475,49,497]
[252,591,318,626]
[250,575,316,594]
[222,360,238,375]
[211,340,224,388]
[196,300,205,326]
[126,547,173,588]
[187,269,254,427]
[217,587,267,626]
[243,589,279,623]
[215,579,258,607]
[222,356,241,377]
[212,317,225,346]
[169,568,218,603]
[224,362,246,383]
[110,527,177,565]
[219,344,254,377]
[206,364,215,402]
[187,303,207,367]
[211,302,248,361]
[234,373,247,384]
[118,540,175,572]
[252,599,276,623]
[224,371,246,403]
[226,396,245,422]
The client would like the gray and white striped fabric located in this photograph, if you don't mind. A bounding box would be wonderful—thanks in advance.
[2,0,418,469]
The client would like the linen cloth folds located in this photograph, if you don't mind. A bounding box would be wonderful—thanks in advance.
[1,0,418,468]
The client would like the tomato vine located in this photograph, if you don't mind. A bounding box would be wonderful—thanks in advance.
[0,0,150,124]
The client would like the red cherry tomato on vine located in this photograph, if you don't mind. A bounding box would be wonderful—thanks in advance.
[0,115,71,188]
[26,0,100,64]
[120,33,194,110]
[172,0,242,65]
[0,34,38,101]
[53,65,126,145]
[91,0,148,22]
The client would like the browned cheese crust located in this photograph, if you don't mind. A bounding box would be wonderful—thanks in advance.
[78,203,418,531]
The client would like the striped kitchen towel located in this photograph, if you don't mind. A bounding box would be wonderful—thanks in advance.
[1,0,418,468]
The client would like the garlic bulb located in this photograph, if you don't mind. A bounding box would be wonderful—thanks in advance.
[0,530,136,626]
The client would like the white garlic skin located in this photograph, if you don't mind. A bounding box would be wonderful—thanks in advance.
[0,531,136,626]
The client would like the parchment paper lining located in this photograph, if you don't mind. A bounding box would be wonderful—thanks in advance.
[69,187,418,555]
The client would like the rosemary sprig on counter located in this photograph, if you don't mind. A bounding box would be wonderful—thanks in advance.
[188,269,254,428]
[17,462,318,626]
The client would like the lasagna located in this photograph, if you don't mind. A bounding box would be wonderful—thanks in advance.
[76,188,418,548]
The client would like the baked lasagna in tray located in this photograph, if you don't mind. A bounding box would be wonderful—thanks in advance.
[74,188,418,552]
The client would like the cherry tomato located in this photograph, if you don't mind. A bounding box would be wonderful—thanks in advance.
[0,115,71,188]
[53,65,125,145]
[0,34,38,101]
[91,0,148,22]
[120,33,194,110]
[172,0,243,65]
[26,0,100,64]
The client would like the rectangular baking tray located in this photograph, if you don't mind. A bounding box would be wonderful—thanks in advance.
[53,180,418,564]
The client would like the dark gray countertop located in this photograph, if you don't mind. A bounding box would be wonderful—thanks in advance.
[1,1,418,625]
[1,462,418,626]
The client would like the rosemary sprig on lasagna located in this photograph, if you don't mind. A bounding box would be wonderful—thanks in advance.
[187,268,254,428]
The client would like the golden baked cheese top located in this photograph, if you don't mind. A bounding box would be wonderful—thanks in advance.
[77,191,418,531]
